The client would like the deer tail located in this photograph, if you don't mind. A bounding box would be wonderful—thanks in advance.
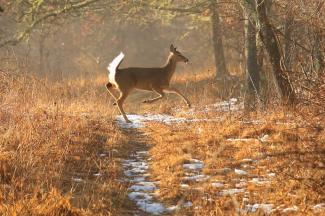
[107,52,124,81]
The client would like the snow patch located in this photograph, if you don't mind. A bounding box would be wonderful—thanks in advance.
[260,134,269,142]
[221,188,245,195]
[166,205,179,212]
[211,182,224,188]
[180,184,190,188]
[236,181,247,187]
[137,201,166,215]
[241,158,255,163]
[249,178,270,185]
[116,113,221,129]
[282,206,299,213]
[245,203,274,214]
[183,174,209,182]
[115,114,186,129]
[234,169,248,175]
[183,160,204,170]
[183,201,193,208]
[131,177,146,183]
[123,150,178,215]
[312,203,325,212]
[71,177,83,183]
[128,191,152,201]
[227,138,255,142]
[213,98,243,112]
[130,182,157,192]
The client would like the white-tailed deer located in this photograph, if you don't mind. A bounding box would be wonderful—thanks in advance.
[106,44,190,123]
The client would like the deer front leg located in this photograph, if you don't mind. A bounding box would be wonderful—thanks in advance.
[143,88,165,104]
[164,87,191,108]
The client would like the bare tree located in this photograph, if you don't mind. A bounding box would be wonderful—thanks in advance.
[239,0,296,104]
[313,32,324,75]
[0,0,103,48]
[284,11,294,71]
[244,0,260,110]
[210,0,229,80]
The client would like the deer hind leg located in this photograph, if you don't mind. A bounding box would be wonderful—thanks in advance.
[143,88,165,104]
[164,87,191,108]
[116,91,131,123]
[105,83,119,105]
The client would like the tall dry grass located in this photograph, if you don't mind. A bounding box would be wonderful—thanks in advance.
[0,67,324,215]
[140,73,325,215]
[0,71,136,215]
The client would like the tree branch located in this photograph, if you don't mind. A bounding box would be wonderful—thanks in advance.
[139,1,210,14]
[0,0,100,48]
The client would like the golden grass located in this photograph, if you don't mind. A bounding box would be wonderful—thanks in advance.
[0,69,324,215]
[148,71,325,215]
[0,72,137,215]
[144,105,325,215]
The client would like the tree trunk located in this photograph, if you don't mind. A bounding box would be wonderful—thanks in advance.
[284,13,294,70]
[313,31,324,76]
[210,0,228,80]
[256,30,264,70]
[39,34,46,76]
[239,0,296,104]
[244,1,260,110]
[256,0,295,104]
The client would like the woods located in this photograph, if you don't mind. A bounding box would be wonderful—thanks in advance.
[1,0,323,108]
[0,1,324,215]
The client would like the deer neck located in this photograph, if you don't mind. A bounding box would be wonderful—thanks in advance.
[164,53,177,79]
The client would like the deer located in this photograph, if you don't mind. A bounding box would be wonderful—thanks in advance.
[105,44,190,123]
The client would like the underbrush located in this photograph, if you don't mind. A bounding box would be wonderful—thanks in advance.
[145,106,325,215]
[1,69,324,215]
[0,72,134,215]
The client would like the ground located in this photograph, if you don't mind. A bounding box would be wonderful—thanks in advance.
[0,71,324,215]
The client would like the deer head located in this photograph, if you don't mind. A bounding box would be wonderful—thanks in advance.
[170,44,189,64]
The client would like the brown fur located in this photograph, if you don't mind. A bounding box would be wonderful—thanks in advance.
[106,44,190,123]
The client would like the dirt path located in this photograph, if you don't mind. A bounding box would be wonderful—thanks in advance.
[116,113,210,215]
[119,128,174,216]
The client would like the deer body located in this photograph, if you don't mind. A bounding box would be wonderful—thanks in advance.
[106,45,190,123]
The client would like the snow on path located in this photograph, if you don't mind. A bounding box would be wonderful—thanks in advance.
[312,203,325,213]
[175,98,243,115]
[122,150,175,215]
[182,158,209,183]
[116,114,221,129]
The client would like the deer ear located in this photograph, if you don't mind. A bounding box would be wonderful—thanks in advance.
[170,44,175,52]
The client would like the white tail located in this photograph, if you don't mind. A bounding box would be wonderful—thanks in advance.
[107,52,124,86]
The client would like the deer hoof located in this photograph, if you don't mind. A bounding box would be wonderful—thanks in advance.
[113,102,117,106]
[142,100,148,103]
[126,119,132,123]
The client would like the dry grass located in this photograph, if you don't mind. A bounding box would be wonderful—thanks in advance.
[145,109,325,215]
[137,72,325,215]
[0,69,324,215]
[0,72,137,215]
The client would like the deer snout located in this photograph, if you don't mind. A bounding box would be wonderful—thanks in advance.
[184,58,189,64]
